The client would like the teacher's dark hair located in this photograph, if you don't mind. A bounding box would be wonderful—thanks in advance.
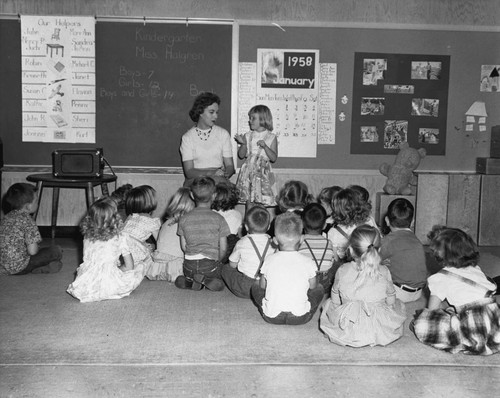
[189,92,221,123]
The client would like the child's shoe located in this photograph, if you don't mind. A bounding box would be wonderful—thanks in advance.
[174,275,203,291]
[193,274,225,291]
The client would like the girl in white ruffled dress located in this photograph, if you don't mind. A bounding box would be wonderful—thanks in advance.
[67,197,144,303]
[320,224,406,347]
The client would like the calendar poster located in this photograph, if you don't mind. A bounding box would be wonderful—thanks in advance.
[256,49,319,158]
[21,15,96,143]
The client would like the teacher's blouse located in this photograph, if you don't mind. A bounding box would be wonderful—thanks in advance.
[180,125,233,169]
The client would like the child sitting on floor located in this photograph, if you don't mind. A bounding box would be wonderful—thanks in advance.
[175,176,230,291]
[320,225,406,347]
[327,187,378,263]
[379,198,427,302]
[122,185,161,277]
[110,183,133,222]
[0,183,62,275]
[348,184,378,229]
[317,185,342,234]
[222,205,274,298]
[298,203,335,293]
[211,183,243,263]
[148,187,195,282]
[412,226,500,355]
[268,180,313,238]
[251,212,324,325]
[276,180,313,215]
[67,197,143,302]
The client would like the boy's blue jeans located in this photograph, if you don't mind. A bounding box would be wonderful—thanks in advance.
[183,258,222,281]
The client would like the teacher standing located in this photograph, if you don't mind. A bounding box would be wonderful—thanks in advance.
[180,92,235,187]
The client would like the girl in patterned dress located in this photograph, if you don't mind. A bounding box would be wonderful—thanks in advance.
[235,105,278,207]
[67,197,143,303]
[412,226,500,355]
[122,185,161,278]
[320,224,406,347]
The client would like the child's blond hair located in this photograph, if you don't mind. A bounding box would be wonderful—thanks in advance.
[348,225,382,289]
[80,197,122,242]
[164,187,195,224]
[248,104,273,131]
[274,212,303,246]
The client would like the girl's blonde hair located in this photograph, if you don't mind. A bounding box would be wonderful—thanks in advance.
[80,197,122,242]
[249,104,273,131]
[348,225,382,289]
[164,187,195,224]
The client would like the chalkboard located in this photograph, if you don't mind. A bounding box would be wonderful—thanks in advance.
[0,19,22,164]
[239,25,500,171]
[96,22,233,167]
[0,19,233,167]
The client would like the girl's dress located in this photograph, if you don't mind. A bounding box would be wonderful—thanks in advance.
[148,219,184,282]
[412,266,500,355]
[236,130,277,206]
[67,235,144,303]
[320,262,406,347]
[122,214,161,277]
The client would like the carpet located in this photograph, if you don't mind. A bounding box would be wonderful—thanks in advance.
[1,247,500,367]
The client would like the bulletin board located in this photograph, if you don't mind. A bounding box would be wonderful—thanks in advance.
[351,52,450,155]
[239,24,499,171]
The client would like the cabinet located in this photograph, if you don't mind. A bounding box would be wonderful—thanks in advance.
[478,175,500,246]
[415,173,480,244]
[414,173,500,246]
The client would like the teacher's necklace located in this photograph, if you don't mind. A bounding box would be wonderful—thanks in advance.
[195,125,212,141]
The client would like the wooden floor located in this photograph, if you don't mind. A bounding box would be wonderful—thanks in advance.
[2,363,500,398]
[3,233,499,398]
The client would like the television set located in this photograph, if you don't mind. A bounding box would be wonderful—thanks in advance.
[52,148,104,178]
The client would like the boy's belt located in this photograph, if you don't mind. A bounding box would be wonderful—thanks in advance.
[394,281,422,293]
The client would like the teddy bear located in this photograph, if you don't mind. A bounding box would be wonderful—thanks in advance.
[379,142,426,195]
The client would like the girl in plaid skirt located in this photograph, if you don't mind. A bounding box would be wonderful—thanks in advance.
[412,226,500,355]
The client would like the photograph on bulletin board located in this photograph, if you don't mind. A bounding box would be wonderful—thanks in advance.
[351,52,450,155]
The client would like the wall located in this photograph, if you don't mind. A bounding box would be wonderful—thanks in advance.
[1,168,386,226]
[1,0,499,26]
[1,0,498,172]
[1,0,499,227]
